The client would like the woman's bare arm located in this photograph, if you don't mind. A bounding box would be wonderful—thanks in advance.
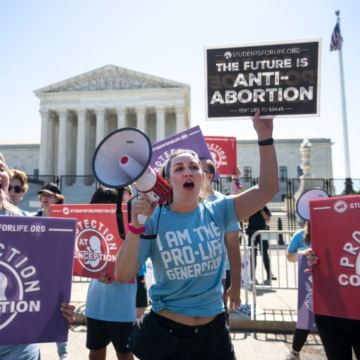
[233,109,279,221]
[287,251,298,263]
[115,195,157,283]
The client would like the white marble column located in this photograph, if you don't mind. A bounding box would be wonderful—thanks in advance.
[39,109,49,175]
[57,109,68,177]
[116,107,127,129]
[95,108,106,146]
[136,106,146,131]
[175,106,186,134]
[47,114,56,175]
[155,106,166,142]
[75,109,87,184]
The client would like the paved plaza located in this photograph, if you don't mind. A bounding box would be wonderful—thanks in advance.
[38,249,338,359]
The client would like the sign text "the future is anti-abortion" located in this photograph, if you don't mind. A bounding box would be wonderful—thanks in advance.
[204,38,321,120]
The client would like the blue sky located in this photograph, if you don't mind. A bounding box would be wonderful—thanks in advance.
[0,0,359,178]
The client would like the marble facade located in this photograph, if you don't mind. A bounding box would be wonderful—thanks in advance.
[0,134,334,208]
[34,65,191,184]
[1,135,333,181]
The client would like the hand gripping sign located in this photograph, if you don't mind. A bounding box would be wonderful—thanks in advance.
[51,204,135,283]
[310,195,360,321]
[0,216,76,345]
[204,136,237,175]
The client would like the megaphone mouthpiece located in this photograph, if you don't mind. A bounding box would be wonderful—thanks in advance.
[119,154,145,180]
[120,156,129,164]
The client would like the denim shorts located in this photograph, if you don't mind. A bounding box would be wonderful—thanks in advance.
[129,311,236,360]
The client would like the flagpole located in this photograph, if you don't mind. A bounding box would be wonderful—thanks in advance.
[336,10,353,193]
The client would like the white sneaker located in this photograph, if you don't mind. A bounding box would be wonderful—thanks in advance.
[285,350,300,359]
[60,355,69,360]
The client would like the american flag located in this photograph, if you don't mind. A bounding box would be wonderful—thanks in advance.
[330,23,343,51]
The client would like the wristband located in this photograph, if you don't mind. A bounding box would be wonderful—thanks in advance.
[258,138,274,146]
[128,221,146,234]
[232,177,243,190]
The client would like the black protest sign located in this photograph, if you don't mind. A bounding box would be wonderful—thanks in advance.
[204,39,321,120]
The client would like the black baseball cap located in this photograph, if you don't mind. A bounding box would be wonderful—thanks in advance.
[37,183,62,195]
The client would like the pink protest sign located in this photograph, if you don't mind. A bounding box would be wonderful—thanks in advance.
[310,195,360,321]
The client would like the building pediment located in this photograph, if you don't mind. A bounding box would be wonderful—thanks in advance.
[34,65,189,95]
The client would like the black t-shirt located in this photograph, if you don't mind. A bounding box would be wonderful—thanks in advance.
[247,206,271,231]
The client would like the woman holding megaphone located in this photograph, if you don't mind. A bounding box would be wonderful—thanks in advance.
[115,109,279,360]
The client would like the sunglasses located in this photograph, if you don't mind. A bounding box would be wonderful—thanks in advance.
[8,185,22,193]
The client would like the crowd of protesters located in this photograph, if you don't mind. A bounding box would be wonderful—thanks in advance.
[1,108,359,360]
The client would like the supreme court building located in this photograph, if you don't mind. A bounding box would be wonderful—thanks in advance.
[0,64,335,209]
[34,65,191,184]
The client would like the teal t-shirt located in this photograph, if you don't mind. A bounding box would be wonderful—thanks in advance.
[85,280,136,322]
[287,229,310,252]
[207,192,241,271]
[138,197,238,317]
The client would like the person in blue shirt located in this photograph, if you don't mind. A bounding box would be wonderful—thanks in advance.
[115,109,279,360]
[85,186,136,360]
[0,153,76,360]
[284,222,311,360]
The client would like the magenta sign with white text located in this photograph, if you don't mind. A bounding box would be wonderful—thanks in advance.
[0,216,76,345]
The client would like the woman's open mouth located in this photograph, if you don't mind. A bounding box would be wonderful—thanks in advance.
[183,180,194,191]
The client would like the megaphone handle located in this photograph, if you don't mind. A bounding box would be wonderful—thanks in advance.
[137,213,148,225]
[136,191,159,225]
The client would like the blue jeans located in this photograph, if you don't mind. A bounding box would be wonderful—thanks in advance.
[56,342,68,357]
[0,344,40,360]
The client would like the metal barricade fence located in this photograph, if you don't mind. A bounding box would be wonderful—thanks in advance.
[70,232,297,294]
[250,230,296,318]
[238,231,251,305]
[72,276,91,283]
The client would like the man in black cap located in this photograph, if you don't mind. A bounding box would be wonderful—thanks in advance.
[35,183,65,217]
